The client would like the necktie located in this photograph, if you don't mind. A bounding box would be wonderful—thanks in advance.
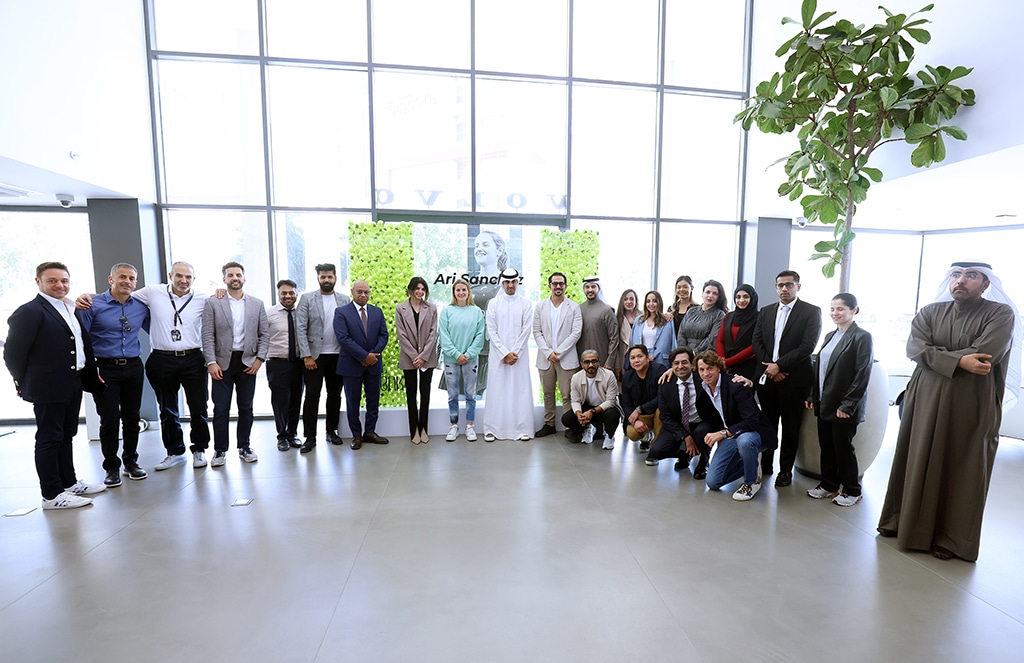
[286,308,296,361]
[360,306,368,336]
[680,379,690,433]
[772,304,791,362]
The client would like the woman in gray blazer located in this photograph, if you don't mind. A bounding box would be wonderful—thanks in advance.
[806,293,873,507]
[396,277,439,444]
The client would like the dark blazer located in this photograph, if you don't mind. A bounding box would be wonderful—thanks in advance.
[810,323,873,423]
[657,374,695,441]
[620,360,668,416]
[751,298,822,388]
[694,373,777,451]
[334,302,388,377]
[4,294,102,403]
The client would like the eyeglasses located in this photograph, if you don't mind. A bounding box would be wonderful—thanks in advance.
[776,282,797,290]
[549,282,566,287]
[119,315,132,333]
[949,271,984,282]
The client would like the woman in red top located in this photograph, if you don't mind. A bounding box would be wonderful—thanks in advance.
[715,284,759,380]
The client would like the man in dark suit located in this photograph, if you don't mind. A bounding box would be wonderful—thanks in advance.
[4,262,106,509]
[202,261,270,467]
[693,351,777,501]
[646,346,714,474]
[334,280,389,450]
[751,269,821,487]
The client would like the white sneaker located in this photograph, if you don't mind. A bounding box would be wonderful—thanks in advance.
[42,491,93,510]
[581,425,595,444]
[193,451,207,468]
[807,485,838,500]
[644,458,659,466]
[211,451,227,467]
[832,493,862,507]
[483,432,496,443]
[239,448,258,463]
[154,454,186,471]
[517,434,531,441]
[466,425,477,441]
[602,437,614,450]
[733,481,762,501]
[446,425,459,442]
[64,480,106,496]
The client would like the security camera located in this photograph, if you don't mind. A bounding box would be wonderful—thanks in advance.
[56,193,74,208]
[795,216,808,228]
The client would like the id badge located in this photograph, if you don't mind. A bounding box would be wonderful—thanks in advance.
[171,329,182,342]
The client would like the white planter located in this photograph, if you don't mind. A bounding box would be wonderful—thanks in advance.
[795,360,890,479]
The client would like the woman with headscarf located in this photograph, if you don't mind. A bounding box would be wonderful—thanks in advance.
[715,284,760,381]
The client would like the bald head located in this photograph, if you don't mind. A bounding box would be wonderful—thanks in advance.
[352,280,370,306]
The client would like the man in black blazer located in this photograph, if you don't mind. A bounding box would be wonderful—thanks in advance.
[647,346,714,473]
[334,280,389,450]
[751,270,821,487]
[693,351,777,501]
[4,262,106,509]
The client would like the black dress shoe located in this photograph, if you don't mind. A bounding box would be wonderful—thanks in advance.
[327,432,344,445]
[693,469,707,480]
[673,460,688,473]
[565,429,582,444]
[290,437,303,449]
[300,439,316,454]
[876,527,897,538]
[775,471,793,487]
[104,469,122,487]
[123,465,148,480]
[350,436,363,450]
[277,438,290,452]
[365,432,389,444]
[535,424,556,437]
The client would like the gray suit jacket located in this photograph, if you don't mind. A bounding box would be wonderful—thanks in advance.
[533,298,583,370]
[395,299,438,370]
[201,294,270,369]
[296,290,352,359]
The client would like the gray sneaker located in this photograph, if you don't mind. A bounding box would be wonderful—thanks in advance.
[832,493,862,507]
[239,448,258,463]
[154,455,187,471]
[211,451,227,467]
[807,485,838,500]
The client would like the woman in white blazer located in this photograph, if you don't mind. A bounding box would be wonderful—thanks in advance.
[396,277,439,444]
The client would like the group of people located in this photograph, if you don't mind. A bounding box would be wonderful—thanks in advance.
[4,257,1019,564]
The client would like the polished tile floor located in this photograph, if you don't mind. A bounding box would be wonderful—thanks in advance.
[1,408,1023,662]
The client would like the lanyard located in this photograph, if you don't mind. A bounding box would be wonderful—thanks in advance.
[167,287,194,328]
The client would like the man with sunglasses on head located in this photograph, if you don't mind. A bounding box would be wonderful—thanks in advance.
[78,263,151,487]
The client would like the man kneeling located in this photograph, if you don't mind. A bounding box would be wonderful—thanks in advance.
[562,349,620,448]
[694,351,777,501]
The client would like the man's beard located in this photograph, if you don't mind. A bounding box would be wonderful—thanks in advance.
[320,282,335,293]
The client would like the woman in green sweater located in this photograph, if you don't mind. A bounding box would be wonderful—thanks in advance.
[438,278,487,441]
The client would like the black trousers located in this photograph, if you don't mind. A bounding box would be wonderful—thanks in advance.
[648,420,715,463]
[145,349,210,455]
[94,357,144,471]
[757,378,806,474]
[561,404,620,438]
[267,358,304,440]
[817,418,861,496]
[403,368,433,435]
[34,389,83,500]
[302,353,343,440]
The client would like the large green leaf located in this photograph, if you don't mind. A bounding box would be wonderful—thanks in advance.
[879,87,898,109]
[940,125,968,141]
[905,27,931,43]
[910,138,934,167]
[904,123,934,140]
[802,0,818,28]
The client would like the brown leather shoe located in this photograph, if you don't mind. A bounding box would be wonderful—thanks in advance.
[365,432,389,445]
[350,436,363,450]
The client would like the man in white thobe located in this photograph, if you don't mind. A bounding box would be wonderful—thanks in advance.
[483,268,535,441]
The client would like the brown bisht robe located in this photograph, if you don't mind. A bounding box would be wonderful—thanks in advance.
[878,297,1015,561]
[577,299,618,369]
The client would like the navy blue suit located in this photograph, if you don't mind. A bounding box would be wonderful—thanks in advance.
[334,302,388,437]
[4,295,103,499]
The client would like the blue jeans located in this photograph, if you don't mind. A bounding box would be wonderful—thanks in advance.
[444,360,478,424]
[706,431,761,490]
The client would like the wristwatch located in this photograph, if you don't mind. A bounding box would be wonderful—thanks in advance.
[719,429,730,438]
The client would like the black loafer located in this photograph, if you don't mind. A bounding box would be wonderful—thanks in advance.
[123,465,147,481]
[104,469,122,487]
[277,438,290,452]
[290,437,303,449]
[775,471,792,487]
[534,424,556,437]
[693,469,707,480]
[327,432,344,445]
[300,439,316,454]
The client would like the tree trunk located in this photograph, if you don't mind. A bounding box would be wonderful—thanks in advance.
[838,194,855,292]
